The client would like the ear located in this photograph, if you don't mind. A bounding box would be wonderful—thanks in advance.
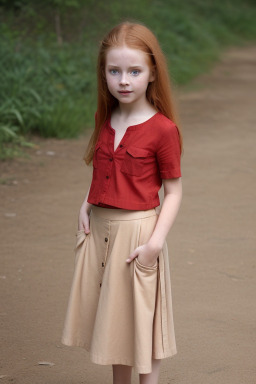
[149,66,155,82]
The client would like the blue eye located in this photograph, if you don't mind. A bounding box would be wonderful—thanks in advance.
[110,69,119,75]
[131,70,140,76]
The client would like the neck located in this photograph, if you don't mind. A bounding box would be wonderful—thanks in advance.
[117,98,155,119]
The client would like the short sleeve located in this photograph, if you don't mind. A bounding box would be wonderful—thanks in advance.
[156,122,181,179]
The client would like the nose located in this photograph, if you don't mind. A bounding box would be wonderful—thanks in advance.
[120,72,129,85]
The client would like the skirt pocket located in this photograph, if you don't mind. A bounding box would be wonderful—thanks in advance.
[134,257,158,272]
[133,257,158,371]
[62,231,90,346]
[74,229,88,249]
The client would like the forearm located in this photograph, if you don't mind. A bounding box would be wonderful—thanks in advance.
[80,187,92,215]
[78,186,92,232]
[126,178,182,265]
[148,178,182,250]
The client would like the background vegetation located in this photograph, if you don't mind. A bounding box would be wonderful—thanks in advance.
[1,0,256,158]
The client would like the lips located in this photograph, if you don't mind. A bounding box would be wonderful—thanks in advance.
[118,91,132,95]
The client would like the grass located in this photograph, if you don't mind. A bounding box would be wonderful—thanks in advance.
[0,0,256,159]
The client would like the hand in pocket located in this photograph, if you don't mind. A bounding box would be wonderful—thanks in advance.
[126,242,160,267]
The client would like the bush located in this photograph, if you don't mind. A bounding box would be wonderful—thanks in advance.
[0,0,256,158]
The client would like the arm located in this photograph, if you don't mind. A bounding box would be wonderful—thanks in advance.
[126,177,182,266]
[78,186,92,234]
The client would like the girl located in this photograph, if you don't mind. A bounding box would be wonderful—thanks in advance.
[62,22,183,384]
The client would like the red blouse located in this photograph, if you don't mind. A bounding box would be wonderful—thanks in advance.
[87,112,181,210]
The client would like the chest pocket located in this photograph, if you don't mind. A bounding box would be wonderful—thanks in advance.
[121,147,149,177]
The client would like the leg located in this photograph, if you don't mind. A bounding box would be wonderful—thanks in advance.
[112,364,132,384]
[139,359,161,384]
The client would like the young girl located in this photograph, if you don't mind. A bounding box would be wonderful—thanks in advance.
[62,22,183,384]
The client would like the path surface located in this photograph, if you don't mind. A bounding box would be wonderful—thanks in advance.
[0,45,256,384]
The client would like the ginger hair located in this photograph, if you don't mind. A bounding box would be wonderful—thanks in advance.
[84,21,183,164]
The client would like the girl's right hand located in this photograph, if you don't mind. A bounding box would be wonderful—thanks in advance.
[78,206,91,234]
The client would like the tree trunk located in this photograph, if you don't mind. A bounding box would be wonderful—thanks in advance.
[55,8,63,45]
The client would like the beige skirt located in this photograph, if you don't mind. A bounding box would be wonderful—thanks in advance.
[62,206,177,374]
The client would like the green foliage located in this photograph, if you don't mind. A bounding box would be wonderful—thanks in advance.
[0,0,256,158]
[0,38,96,139]
[0,121,35,160]
[0,0,81,10]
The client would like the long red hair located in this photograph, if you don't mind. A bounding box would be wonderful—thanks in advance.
[84,21,183,164]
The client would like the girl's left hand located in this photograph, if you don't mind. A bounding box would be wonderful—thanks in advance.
[126,242,161,267]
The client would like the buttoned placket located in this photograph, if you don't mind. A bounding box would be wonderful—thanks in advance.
[98,126,130,205]
[97,131,115,205]
[99,222,110,288]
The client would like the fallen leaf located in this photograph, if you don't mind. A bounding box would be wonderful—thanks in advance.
[37,361,55,367]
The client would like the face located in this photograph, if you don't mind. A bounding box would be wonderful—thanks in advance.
[105,45,155,107]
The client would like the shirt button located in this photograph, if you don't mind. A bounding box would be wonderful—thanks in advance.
[120,144,123,148]
[102,262,105,267]
[109,158,113,162]
[106,176,109,179]
[105,237,108,242]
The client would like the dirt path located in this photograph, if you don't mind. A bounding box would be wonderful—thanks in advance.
[1,45,256,384]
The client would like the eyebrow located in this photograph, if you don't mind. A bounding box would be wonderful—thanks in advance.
[106,64,144,68]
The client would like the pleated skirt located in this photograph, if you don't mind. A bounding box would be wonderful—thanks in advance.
[62,206,177,374]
